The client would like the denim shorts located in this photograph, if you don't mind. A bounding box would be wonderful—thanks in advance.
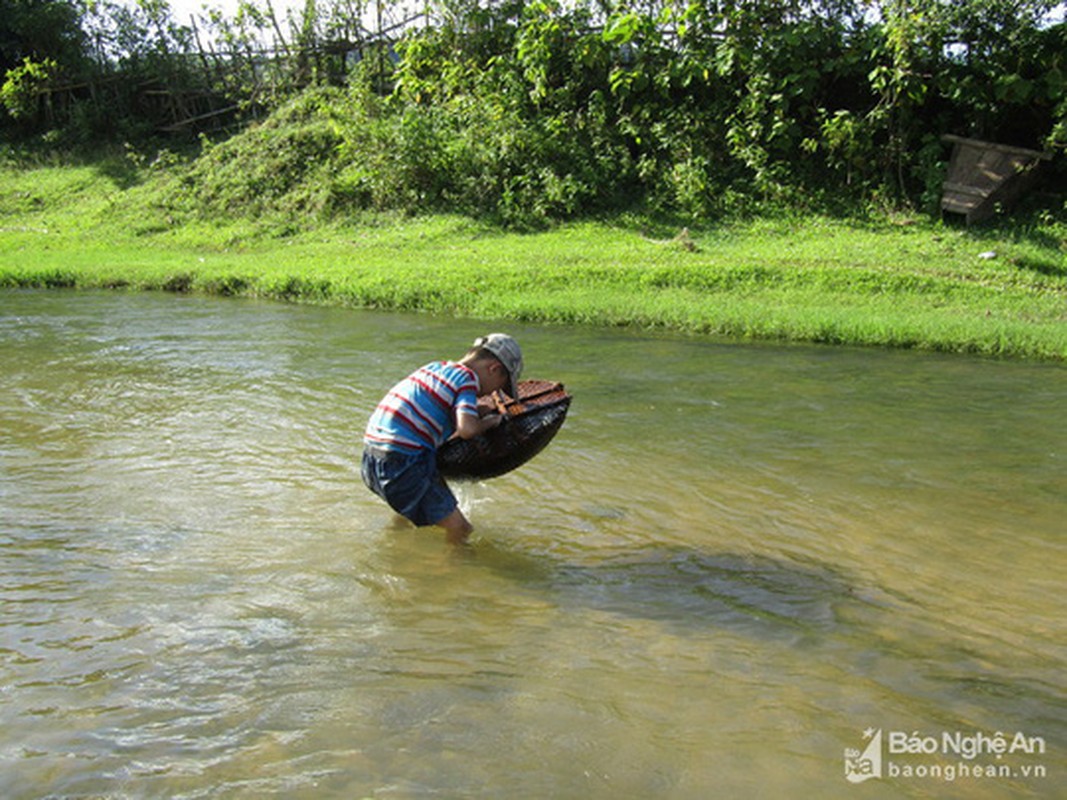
[361,446,458,527]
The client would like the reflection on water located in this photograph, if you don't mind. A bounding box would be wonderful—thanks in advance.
[1,290,1064,799]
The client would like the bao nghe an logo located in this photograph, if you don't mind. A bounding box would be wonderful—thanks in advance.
[844,727,1048,784]
[844,728,882,783]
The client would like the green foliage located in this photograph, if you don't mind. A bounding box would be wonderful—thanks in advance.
[175,87,346,220]
[4,0,1064,224]
[0,0,86,75]
[1,57,57,119]
[317,13,637,227]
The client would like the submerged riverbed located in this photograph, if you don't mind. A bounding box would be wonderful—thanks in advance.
[1,291,1064,798]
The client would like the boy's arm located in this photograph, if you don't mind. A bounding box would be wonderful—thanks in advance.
[454,409,503,439]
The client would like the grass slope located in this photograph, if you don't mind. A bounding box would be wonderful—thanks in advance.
[1,159,1065,360]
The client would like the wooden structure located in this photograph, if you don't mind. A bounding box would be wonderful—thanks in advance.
[941,134,1051,224]
[437,380,572,481]
[19,2,428,137]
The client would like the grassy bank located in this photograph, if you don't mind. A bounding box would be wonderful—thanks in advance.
[1,159,1065,360]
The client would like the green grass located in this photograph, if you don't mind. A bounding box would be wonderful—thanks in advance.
[2,159,1066,360]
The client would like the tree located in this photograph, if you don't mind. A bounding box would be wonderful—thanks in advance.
[1,0,87,76]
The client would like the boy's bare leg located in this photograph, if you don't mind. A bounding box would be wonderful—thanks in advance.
[438,508,473,545]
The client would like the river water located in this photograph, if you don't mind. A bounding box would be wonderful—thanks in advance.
[1,291,1063,799]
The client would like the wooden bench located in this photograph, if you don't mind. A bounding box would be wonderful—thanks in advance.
[941,134,1051,224]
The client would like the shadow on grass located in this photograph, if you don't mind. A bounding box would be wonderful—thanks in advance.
[597,190,1067,261]
[93,155,145,190]
[1010,254,1067,278]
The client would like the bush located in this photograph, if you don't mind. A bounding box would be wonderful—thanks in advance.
[57,0,1062,227]
[178,87,346,219]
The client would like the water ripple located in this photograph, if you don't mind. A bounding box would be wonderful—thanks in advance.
[1,292,1064,799]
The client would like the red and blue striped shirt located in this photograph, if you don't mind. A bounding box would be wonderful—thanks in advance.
[364,361,480,453]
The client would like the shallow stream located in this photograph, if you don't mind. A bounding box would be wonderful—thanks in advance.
[1,291,1064,798]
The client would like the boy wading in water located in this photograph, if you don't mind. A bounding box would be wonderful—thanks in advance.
[361,334,523,544]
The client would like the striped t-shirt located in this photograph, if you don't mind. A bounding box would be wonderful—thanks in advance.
[364,361,480,453]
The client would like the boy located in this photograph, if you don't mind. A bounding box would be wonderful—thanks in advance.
[361,333,524,544]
